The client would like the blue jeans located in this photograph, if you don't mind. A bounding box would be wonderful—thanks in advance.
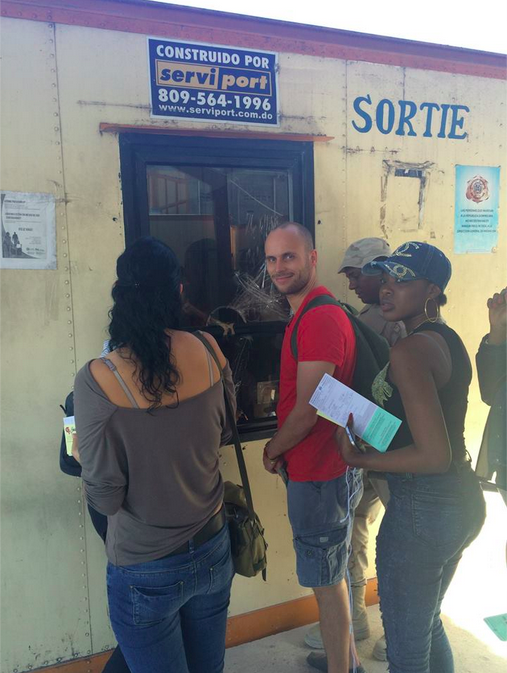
[377,465,486,673]
[107,523,234,673]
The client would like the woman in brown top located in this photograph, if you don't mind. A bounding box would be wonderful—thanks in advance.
[74,237,236,673]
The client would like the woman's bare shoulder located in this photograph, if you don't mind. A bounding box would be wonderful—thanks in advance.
[89,357,120,392]
[389,334,435,383]
[89,357,106,381]
[179,330,227,367]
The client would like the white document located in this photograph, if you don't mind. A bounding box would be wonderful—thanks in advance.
[1,191,56,269]
[309,373,401,453]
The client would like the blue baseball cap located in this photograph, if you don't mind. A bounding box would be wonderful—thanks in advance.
[362,241,452,291]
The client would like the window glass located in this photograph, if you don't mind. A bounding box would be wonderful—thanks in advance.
[146,164,293,429]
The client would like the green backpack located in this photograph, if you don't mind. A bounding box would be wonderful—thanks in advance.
[290,295,390,402]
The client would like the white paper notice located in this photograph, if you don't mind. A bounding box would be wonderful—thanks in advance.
[309,373,401,453]
[1,191,56,269]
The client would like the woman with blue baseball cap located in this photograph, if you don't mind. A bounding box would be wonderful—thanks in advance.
[336,241,486,673]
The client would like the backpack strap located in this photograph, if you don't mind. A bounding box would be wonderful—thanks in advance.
[290,295,354,361]
[290,295,390,403]
[192,332,256,521]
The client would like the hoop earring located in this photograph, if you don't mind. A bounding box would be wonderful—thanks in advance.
[424,297,439,323]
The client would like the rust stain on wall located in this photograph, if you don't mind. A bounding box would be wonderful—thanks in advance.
[77,100,151,111]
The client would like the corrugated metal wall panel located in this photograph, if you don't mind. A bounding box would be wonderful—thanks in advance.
[0,16,505,671]
[0,18,93,672]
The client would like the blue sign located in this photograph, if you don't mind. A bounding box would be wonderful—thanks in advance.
[455,166,501,254]
[148,38,278,125]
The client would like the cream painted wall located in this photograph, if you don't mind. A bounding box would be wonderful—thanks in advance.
[1,17,505,672]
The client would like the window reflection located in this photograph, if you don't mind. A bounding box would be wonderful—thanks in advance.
[147,165,293,429]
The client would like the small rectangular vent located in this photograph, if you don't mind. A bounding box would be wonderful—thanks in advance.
[394,168,424,178]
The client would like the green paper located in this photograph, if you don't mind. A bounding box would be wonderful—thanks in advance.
[484,613,507,641]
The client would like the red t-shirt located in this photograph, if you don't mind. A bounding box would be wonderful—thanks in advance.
[277,286,357,482]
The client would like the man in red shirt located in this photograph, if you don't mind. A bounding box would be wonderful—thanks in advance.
[263,223,364,673]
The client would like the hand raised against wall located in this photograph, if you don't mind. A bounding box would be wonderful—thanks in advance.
[487,288,507,345]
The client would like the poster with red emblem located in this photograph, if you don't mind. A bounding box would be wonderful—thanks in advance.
[455,166,500,254]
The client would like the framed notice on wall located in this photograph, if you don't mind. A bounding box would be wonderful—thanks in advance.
[1,192,56,269]
[148,38,278,126]
[454,166,501,254]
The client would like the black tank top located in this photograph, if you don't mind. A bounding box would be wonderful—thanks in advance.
[372,322,472,460]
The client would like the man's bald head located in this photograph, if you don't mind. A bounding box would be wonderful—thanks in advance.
[264,222,317,298]
[269,222,314,252]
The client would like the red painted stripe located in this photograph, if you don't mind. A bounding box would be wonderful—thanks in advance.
[2,0,506,80]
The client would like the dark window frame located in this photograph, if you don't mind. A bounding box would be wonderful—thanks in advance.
[119,133,315,441]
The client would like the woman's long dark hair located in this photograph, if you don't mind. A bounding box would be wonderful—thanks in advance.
[108,237,182,406]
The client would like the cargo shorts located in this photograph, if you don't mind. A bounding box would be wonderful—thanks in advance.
[287,468,363,588]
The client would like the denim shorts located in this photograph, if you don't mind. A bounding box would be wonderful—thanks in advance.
[287,469,363,588]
